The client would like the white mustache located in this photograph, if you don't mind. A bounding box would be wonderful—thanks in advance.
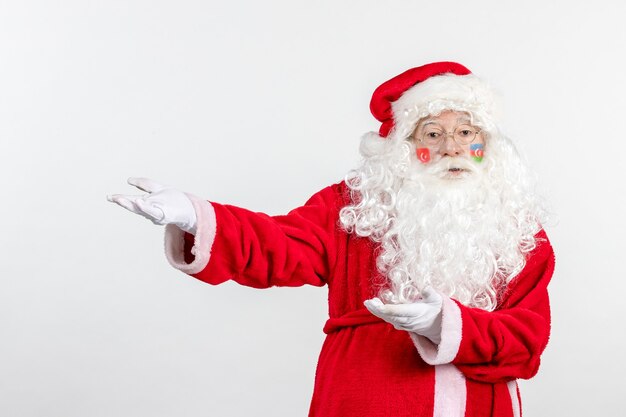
[425,157,478,176]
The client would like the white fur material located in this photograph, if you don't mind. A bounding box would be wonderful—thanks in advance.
[433,364,467,417]
[164,194,216,275]
[410,295,462,365]
[507,380,521,417]
[391,73,502,140]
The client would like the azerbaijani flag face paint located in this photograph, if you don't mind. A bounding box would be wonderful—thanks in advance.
[416,148,431,163]
[470,143,484,163]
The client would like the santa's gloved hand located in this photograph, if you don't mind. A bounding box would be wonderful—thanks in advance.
[107,177,197,234]
[364,287,443,344]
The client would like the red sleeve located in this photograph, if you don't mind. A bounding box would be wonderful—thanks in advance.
[165,184,343,289]
[411,230,556,383]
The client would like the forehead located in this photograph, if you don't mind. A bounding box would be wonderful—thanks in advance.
[418,110,472,127]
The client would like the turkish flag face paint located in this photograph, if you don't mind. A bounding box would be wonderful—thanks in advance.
[416,147,431,163]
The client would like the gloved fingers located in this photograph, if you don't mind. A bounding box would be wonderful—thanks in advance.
[374,302,426,318]
[364,298,384,309]
[127,177,166,194]
[365,298,417,317]
[363,298,387,319]
[107,194,144,215]
[133,198,165,223]
[364,299,426,324]
[365,298,438,333]
[108,194,165,225]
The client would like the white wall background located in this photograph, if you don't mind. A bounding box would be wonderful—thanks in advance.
[1,0,624,416]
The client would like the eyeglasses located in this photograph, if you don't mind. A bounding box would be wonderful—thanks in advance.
[416,125,482,146]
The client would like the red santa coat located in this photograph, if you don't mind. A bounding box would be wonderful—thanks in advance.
[164,182,555,417]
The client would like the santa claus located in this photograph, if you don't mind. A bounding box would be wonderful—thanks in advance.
[108,62,555,417]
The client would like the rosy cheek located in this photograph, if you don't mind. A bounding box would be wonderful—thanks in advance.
[416,148,431,163]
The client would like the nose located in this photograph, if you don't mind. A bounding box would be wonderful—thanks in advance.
[438,134,463,157]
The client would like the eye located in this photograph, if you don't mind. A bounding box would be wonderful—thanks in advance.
[459,129,473,137]
[427,132,441,138]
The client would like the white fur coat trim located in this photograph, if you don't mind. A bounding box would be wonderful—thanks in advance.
[164,194,216,275]
[410,295,462,365]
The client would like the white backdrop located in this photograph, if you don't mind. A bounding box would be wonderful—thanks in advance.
[1,1,625,416]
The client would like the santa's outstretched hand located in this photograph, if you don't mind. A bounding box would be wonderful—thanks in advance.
[364,287,443,344]
[107,177,197,235]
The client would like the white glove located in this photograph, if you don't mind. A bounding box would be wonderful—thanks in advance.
[107,177,198,234]
[364,287,444,344]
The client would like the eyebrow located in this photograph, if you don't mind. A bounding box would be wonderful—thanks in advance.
[419,117,472,128]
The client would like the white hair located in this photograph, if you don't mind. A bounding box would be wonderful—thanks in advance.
[340,105,546,311]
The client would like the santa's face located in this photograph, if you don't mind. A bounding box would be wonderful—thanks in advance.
[411,110,485,181]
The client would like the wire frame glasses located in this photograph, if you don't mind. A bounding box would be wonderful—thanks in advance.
[417,125,481,146]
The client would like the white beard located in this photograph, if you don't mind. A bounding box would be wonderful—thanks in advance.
[340,132,545,311]
[377,156,530,310]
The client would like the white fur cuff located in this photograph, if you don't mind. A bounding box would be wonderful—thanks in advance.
[164,193,216,275]
[410,295,462,365]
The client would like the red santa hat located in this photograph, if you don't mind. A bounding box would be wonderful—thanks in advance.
[370,62,501,138]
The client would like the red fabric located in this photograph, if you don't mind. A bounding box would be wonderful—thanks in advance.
[181,182,555,417]
[322,308,384,333]
[452,231,555,384]
[370,62,472,137]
